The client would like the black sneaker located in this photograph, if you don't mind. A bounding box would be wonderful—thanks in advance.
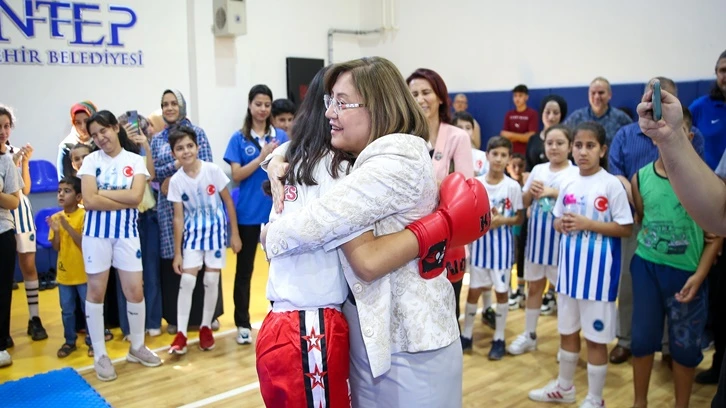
[27,317,49,341]
[541,291,557,316]
[481,306,496,329]
[488,339,506,360]
[6,336,13,348]
[461,336,473,354]
[46,278,58,290]
[39,275,48,291]
[12,282,18,290]
[695,366,721,384]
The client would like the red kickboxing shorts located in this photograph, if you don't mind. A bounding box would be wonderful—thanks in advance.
[256,307,350,408]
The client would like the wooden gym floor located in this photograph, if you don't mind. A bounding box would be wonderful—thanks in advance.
[0,246,717,407]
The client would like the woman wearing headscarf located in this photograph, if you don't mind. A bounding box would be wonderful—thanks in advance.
[57,101,97,180]
[150,89,223,333]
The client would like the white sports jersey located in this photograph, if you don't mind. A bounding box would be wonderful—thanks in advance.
[77,149,150,239]
[167,161,230,251]
[472,148,489,177]
[553,169,633,302]
[524,163,577,266]
[471,175,523,270]
[266,153,349,309]
[7,145,34,233]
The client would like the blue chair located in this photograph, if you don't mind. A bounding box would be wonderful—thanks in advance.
[28,160,59,193]
[34,207,62,249]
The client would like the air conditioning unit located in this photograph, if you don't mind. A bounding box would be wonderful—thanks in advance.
[212,0,247,37]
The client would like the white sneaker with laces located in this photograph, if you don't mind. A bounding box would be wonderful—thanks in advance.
[507,332,537,355]
[127,345,162,367]
[95,355,117,382]
[529,380,576,403]
[579,396,605,408]
[237,327,252,345]
[0,350,12,367]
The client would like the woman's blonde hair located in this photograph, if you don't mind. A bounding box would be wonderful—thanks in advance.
[324,57,428,144]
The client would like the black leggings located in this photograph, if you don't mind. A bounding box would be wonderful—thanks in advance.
[0,230,16,351]
[234,225,261,329]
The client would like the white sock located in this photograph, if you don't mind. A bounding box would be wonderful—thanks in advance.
[481,289,492,310]
[494,303,508,341]
[557,348,580,389]
[525,308,540,337]
[587,363,608,402]
[127,300,146,351]
[25,280,39,318]
[177,273,197,336]
[85,301,106,363]
[202,272,220,328]
[461,302,478,339]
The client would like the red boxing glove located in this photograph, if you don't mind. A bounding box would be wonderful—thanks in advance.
[445,246,466,283]
[406,172,491,279]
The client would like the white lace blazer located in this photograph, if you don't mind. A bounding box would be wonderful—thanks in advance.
[265,134,459,378]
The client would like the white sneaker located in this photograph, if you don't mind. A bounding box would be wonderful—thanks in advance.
[146,328,162,337]
[508,288,525,310]
[211,319,220,331]
[0,350,12,367]
[237,327,252,345]
[579,396,605,407]
[507,332,537,355]
[529,380,576,403]
[95,355,117,382]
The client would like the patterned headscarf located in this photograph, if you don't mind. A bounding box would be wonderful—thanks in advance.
[70,100,97,125]
[161,89,187,125]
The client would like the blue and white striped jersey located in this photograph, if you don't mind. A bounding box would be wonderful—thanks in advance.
[77,149,149,239]
[6,145,34,233]
[553,169,633,302]
[167,161,230,251]
[471,175,523,270]
[524,163,577,266]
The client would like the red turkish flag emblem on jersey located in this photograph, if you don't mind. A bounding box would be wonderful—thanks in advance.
[206,185,216,195]
[594,196,609,212]
[122,166,134,177]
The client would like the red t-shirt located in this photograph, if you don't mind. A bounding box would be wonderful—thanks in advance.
[503,107,539,155]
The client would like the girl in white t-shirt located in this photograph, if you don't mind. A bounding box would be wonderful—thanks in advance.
[529,122,633,408]
[508,125,577,356]
[77,111,162,381]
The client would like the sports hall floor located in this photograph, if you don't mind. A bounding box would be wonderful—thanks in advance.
[1,246,717,407]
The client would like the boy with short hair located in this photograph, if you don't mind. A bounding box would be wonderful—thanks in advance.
[453,111,488,177]
[167,126,242,354]
[462,136,524,360]
[629,106,721,408]
[501,84,539,156]
[48,176,92,358]
[271,99,296,134]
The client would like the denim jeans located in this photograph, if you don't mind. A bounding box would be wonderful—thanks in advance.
[59,283,91,346]
[116,209,163,335]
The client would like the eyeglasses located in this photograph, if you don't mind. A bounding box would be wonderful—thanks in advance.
[323,95,365,115]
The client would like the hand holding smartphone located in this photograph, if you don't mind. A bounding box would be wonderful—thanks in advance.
[652,80,662,121]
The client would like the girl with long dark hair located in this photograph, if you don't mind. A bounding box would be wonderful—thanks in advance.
[223,85,289,345]
[78,110,161,381]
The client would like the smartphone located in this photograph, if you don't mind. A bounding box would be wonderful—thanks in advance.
[128,110,139,130]
[652,81,662,121]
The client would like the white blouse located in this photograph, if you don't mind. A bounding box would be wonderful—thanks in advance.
[265,134,459,378]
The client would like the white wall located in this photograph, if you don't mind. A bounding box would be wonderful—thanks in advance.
[359,0,726,92]
[0,0,191,164]
[2,0,723,166]
[0,0,362,167]
[191,0,362,165]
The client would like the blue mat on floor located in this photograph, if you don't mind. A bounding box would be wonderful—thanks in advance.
[0,367,111,407]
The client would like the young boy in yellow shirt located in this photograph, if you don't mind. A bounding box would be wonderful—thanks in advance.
[48,176,90,358]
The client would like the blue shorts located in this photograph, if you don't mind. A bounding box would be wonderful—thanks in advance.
[630,254,708,368]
